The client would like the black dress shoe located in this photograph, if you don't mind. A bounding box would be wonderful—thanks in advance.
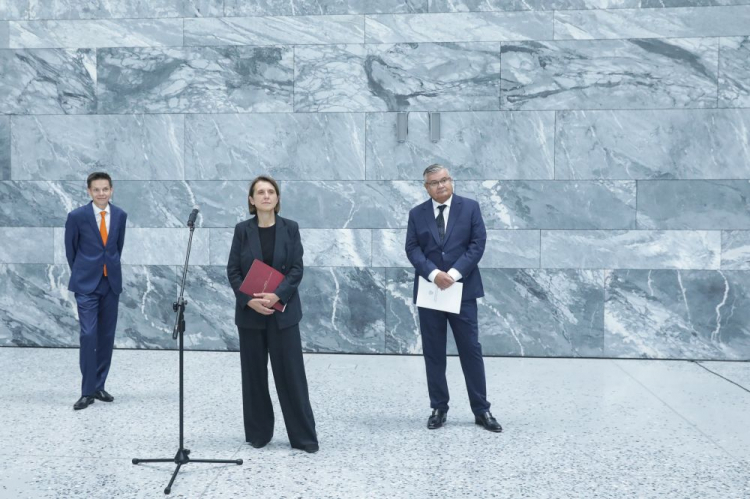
[248,440,270,449]
[74,396,95,410]
[292,443,319,453]
[475,411,503,433]
[427,409,447,429]
[93,390,114,402]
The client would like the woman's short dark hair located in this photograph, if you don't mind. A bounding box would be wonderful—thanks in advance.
[87,172,112,188]
[248,175,281,215]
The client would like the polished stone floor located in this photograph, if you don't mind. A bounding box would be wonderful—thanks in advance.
[1,347,748,498]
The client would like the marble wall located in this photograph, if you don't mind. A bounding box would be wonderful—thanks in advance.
[1,0,749,360]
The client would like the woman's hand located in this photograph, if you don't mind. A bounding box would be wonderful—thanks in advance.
[254,293,280,308]
[247,298,275,315]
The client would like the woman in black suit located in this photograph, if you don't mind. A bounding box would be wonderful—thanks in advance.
[227,175,318,453]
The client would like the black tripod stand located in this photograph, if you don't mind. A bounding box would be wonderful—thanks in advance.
[132,209,242,495]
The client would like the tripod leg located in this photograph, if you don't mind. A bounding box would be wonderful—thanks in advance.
[190,458,243,465]
[133,458,175,464]
[164,463,182,495]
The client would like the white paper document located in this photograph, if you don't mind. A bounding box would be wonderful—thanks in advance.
[416,276,463,314]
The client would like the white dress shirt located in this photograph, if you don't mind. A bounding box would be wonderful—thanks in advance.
[93,203,111,233]
[427,195,463,283]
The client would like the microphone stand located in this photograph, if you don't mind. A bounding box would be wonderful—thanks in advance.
[132,209,242,495]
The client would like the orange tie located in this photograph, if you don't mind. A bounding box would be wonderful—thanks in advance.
[100,211,108,276]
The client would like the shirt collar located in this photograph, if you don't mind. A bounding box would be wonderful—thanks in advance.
[432,195,453,211]
[93,203,110,215]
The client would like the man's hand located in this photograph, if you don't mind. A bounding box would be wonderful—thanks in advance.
[434,272,455,290]
[254,292,280,308]
[247,298,275,315]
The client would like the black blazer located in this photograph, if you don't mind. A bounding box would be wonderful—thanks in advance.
[227,215,304,330]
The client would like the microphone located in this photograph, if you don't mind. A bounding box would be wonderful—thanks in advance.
[187,207,200,227]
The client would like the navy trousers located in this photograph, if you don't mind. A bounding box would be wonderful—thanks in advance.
[418,299,490,416]
[75,276,119,397]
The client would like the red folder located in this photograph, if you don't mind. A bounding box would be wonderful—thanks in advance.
[239,259,287,312]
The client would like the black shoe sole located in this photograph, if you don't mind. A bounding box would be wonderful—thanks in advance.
[475,421,503,432]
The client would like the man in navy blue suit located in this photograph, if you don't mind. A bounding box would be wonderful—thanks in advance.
[405,164,502,433]
[65,172,127,411]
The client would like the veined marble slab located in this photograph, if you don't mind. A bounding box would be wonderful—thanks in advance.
[555,109,750,180]
[224,0,428,16]
[366,111,554,180]
[12,115,184,181]
[372,229,541,268]
[604,269,750,360]
[181,265,239,351]
[0,228,53,264]
[461,180,636,230]
[637,181,750,230]
[0,117,8,180]
[501,38,719,110]
[721,231,750,270]
[427,0,641,12]
[97,46,294,114]
[9,19,183,48]
[719,36,750,108]
[541,230,721,269]
[185,113,365,180]
[0,181,88,226]
[0,21,8,47]
[185,15,364,46]
[294,42,501,112]
[554,6,750,40]
[0,49,96,115]
[21,0,222,20]
[385,267,606,356]
[364,11,552,43]
[300,266,386,353]
[641,0,750,7]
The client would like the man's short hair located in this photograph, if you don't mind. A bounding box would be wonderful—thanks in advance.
[423,164,449,180]
[87,172,112,188]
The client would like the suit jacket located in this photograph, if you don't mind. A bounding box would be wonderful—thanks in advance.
[227,215,304,330]
[65,201,127,295]
[405,194,486,304]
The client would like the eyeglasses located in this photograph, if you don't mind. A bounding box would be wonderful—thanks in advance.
[425,177,452,189]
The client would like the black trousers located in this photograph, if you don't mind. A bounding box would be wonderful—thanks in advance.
[238,321,317,448]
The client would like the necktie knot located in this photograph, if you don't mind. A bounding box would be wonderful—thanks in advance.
[438,205,447,213]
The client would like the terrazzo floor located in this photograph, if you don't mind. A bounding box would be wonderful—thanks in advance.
[1,347,748,498]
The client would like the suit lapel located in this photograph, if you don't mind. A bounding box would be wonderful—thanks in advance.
[108,205,121,247]
[86,201,105,248]
[442,195,462,245]
[422,201,441,246]
[272,217,285,270]
[245,217,263,262]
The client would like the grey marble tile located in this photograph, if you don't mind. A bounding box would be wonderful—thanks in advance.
[300,229,372,266]
[209,227,233,265]
[606,270,750,359]
[722,231,750,270]
[185,113,365,180]
[182,265,240,350]
[501,38,719,110]
[0,49,96,115]
[555,6,750,40]
[542,230,721,269]
[461,180,636,230]
[225,0,428,16]
[373,229,540,268]
[0,264,78,346]
[385,267,605,356]
[9,19,184,48]
[0,228,53,264]
[555,109,750,180]
[0,21,8,47]
[185,15,364,46]
[428,0,641,12]
[0,2,29,21]
[719,36,750,108]
[637,181,750,230]
[0,116,8,180]
[300,267,386,353]
[282,181,426,228]
[11,115,184,181]
[24,0,222,19]
[641,0,750,7]
[366,111,555,180]
[122,228,210,265]
[97,46,294,114]
[0,181,88,226]
[294,42,501,112]
[365,11,552,43]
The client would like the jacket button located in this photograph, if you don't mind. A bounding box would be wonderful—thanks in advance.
[282,265,286,269]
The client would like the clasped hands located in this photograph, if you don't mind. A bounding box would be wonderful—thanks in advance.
[434,271,455,290]
[247,292,280,315]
